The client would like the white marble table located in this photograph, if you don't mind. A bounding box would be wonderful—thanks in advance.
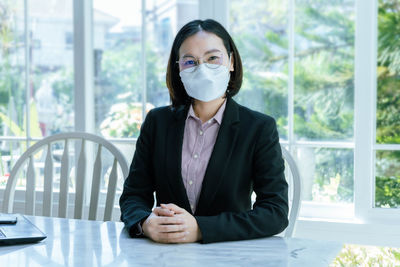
[0,215,342,266]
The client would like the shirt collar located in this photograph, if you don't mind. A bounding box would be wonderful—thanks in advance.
[187,99,227,125]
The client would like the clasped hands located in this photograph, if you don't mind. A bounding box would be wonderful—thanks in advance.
[142,203,202,244]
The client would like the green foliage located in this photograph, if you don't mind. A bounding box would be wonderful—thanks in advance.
[98,44,142,98]
[378,1,400,74]
[377,0,400,145]
[51,68,74,107]
[95,43,143,131]
[0,1,31,135]
[311,148,354,202]
[293,0,354,141]
[231,0,355,203]
[231,0,355,142]
[231,0,400,205]
[0,0,399,206]
[100,93,154,138]
[96,41,166,132]
[331,244,400,266]
[376,69,400,144]
[374,0,400,208]
[0,112,23,136]
[230,0,289,138]
[375,176,400,208]
[394,250,400,261]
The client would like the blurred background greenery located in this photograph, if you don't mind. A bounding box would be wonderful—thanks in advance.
[0,0,399,207]
[229,0,400,207]
[331,244,400,266]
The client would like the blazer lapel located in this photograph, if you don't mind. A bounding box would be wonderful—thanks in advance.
[165,105,192,212]
[195,97,240,215]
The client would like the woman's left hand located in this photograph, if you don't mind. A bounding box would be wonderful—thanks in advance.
[160,203,202,243]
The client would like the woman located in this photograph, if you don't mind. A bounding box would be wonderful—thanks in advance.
[119,19,288,244]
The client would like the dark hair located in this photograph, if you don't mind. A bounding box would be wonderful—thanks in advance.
[166,19,243,107]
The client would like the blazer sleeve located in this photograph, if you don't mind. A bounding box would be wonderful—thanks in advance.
[195,119,289,243]
[119,110,155,236]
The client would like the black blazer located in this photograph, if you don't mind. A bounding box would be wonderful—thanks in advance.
[119,97,288,243]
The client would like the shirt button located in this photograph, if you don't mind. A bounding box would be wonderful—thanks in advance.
[199,130,203,136]
[190,205,194,209]
[193,154,198,159]
[189,180,193,185]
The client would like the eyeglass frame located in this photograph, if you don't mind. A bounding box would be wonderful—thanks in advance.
[176,51,231,73]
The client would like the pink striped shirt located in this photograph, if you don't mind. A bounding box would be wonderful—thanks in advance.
[181,100,227,213]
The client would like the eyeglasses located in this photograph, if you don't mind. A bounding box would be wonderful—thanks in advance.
[176,52,225,73]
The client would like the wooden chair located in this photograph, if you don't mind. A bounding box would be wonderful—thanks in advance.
[281,145,302,237]
[2,132,129,221]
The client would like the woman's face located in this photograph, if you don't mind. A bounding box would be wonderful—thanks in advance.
[178,31,234,72]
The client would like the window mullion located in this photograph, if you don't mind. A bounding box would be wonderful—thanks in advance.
[141,0,147,120]
[199,0,213,20]
[73,0,94,133]
[200,0,229,28]
[374,144,400,151]
[354,0,377,221]
[213,0,229,28]
[24,0,30,146]
[73,0,94,207]
[288,0,295,151]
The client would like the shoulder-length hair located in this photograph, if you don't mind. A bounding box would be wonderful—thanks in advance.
[166,19,243,107]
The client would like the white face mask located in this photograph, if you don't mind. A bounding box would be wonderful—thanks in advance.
[179,64,230,102]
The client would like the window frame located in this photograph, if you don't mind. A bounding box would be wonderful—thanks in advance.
[1,0,400,242]
[353,0,376,222]
[354,0,400,222]
[227,0,358,220]
[226,0,400,224]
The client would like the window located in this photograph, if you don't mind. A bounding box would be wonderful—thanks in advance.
[65,32,73,49]
[93,0,198,143]
[0,1,25,181]
[0,0,74,187]
[230,0,355,218]
[90,0,198,190]
[1,0,399,231]
[374,0,400,209]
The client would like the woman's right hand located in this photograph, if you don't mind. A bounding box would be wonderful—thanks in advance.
[142,207,189,243]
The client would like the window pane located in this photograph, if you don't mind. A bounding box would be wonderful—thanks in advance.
[375,150,400,208]
[95,0,199,139]
[294,0,354,141]
[294,147,354,204]
[376,1,400,144]
[30,0,75,137]
[0,1,25,138]
[94,0,143,139]
[146,0,199,109]
[230,0,289,139]
[0,140,27,189]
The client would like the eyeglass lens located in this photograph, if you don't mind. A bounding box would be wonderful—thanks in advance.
[179,52,223,70]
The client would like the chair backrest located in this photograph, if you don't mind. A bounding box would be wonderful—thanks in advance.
[2,132,129,221]
[280,145,302,237]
